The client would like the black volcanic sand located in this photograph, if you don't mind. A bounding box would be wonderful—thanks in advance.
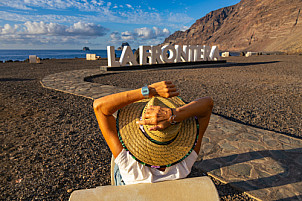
[92,55,302,138]
[1,55,300,200]
[1,59,109,200]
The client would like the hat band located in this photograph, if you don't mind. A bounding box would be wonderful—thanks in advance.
[139,124,178,145]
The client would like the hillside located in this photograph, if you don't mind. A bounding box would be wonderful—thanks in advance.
[163,0,302,53]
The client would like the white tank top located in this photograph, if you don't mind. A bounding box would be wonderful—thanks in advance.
[115,149,198,185]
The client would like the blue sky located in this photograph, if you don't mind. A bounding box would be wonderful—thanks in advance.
[0,0,240,49]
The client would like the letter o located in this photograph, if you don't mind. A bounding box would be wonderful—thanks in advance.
[161,45,177,63]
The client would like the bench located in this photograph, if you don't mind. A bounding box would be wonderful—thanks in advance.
[69,155,219,201]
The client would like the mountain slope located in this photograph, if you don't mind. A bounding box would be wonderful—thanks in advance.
[164,0,302,53]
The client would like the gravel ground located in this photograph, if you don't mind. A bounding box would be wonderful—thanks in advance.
[2,55,300,200]
[0,59,110,200]
[92,55,302,138]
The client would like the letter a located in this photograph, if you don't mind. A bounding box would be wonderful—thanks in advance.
[120,46,138,66]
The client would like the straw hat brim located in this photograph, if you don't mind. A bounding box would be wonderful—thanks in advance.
[117,96,199,168]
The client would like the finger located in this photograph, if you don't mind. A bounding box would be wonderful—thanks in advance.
[163,81,172,85]
[136,120,147,125]
[149,125,164,131]
[161,91,179,98]
[142,113,154,119]
[148,126,158,131]
[136,119,156,125]
[166,91,179,97]
[165,83,175,88]
[143,110,157,119]
[166,87,177,92]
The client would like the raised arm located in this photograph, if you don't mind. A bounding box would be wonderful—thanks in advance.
[138,97,213,154]
[176,97,213,153]
[93,81,179,158]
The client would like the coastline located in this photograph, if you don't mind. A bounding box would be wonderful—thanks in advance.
[1,55,301,200]
[0,49,122,62]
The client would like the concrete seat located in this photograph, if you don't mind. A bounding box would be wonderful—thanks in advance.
[69,155,219,201]
[69,176,219,201]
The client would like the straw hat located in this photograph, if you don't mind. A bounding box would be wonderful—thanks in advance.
[117,96,199,168]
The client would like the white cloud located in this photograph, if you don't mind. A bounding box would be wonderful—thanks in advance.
[18,21,108,36]
[134,27,154,39]
[0,24,20,34]
[0,21,109,46]
[110,27,170,46]
[121,31,134,40]
[153,27,170,37]
[1,0,112,12]
[0,0,33,10]
[0,1,194,48]
[168,13,193,23]
[24,21,64,35]
[0,10,120,26]
[0,1,194,28]
[125,4,134,9]
[0,11,83,24]
[180,26,190,31]
[66,22,108,36]
[91,0,105,6]
[118,10,162,25]
[133,27,170,39]
[110,31,121,41]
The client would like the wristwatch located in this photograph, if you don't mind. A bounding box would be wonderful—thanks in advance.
[141,85,149,99]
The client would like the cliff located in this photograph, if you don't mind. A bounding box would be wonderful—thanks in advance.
[163,0,302,53]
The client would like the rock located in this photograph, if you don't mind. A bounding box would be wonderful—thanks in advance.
[163,0,302,53]
[118,42,130,50]
[229,164,252,177]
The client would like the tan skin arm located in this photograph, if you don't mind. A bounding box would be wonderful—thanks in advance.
[93,81,213,160]
[93,81,179,158]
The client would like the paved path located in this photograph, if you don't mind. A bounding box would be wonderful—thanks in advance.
[41,68,302,201]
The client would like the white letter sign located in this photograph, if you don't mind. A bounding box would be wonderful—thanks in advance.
[107,45,220,67]
[139,45,151,65]
[119,46,138,66]
[107,46,120,67]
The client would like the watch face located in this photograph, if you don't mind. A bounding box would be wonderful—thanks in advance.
[142,86,149,98]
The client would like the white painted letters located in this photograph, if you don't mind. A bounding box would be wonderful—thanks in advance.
[150,46,163,64]
[175,45,189,62]
[107,46,120,67]
[203,45,211,61]
[107,45,220,67]
[119,46,138,66]
[209,46,220,61]
[161,45,177,63]
[139,45,151,65]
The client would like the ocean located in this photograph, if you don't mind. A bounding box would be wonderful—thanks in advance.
[0,49,122,62]
[0,49,241,62]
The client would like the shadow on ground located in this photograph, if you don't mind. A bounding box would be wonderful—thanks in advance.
[196,148,302,200]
